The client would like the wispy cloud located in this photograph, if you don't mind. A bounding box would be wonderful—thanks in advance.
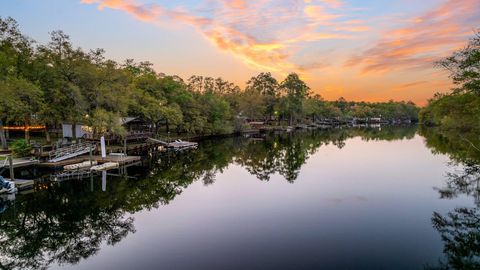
[346,0,480,74]
[81,0,366,75]
[394,81,428,89]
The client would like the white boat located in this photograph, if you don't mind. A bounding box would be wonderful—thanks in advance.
[90,162,119,171]
[64,161,98,171]
[0,177,16,194]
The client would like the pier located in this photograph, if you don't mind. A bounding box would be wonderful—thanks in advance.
[38,155,142,168]
[0,156,39,169]
[147,138,198,151]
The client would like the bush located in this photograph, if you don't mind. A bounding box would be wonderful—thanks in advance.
[10,139,33,157]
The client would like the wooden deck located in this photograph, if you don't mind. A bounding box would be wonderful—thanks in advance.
[0,158,39,169]
[2,179,35,191]
[38,155,141,168]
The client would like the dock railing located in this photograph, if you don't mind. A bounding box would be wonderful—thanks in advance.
[48,142,96,163]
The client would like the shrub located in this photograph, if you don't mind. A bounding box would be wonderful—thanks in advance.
[10,139,33,157]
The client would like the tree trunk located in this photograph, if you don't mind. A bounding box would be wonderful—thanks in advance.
[45,124,51,143]
[72,123,77,140]
[25,127,30,143]
[289,114,293,126]
[165,119,170,134]
[153,122,158,135]
[0,120,7,150]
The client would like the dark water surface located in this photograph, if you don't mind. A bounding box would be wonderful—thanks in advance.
[1,126,478,270]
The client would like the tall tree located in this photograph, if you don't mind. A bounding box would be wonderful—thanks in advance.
[280,73,310,125]
[36,30,90,139]
[246,72,279,120]
[0,17,41,144]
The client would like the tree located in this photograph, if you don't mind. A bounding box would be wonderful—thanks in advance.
[0,77,44,142]
[280,73,310,125]
[0,17,38,146]
[421,31,480,130]
[238,88,266,120]
[437,31,480,95]
[88,108,126,138]
[246,72,279,120]
[36,30,90,140]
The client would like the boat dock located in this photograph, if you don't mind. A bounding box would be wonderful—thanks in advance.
[147,138,198,151]
[1,179,35,191]
[38,155,142,168]
[0,157,39,169]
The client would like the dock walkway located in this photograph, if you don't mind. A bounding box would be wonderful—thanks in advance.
[38,155,141,168]
[147,138,198,150]
[0,158,39,169]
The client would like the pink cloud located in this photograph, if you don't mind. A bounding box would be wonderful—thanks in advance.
[347,0,480,73]
[82,0,365,75]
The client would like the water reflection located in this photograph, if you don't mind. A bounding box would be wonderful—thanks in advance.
[422,127,480,269]
[0,126,419,270]
[0,180,135,270]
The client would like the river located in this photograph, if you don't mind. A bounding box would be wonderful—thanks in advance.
[0,126,478,270]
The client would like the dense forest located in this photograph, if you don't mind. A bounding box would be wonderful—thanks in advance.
[0,17,419,148]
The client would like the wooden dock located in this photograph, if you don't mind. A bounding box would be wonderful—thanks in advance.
[38,155,142,168]
[0,157,39,169]
[2,179,35,191]
[147,138,198,151]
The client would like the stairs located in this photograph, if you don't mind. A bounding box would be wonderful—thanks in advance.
[48,142,96,163]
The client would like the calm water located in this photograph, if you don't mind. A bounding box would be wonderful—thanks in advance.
[1,126,478,270]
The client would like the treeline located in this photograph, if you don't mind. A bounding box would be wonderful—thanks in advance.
[0,17,419,147]
[420,31,480,132]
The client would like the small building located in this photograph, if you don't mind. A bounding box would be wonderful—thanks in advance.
[61,117,151,141]
[61,123,90,139]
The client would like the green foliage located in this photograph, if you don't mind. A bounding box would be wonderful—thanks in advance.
[280,73,310,124]
[420,93,480,132]
[421,31,480,132]
[437,31,480,95]
[10,139,32,157]
[89,108,126,137]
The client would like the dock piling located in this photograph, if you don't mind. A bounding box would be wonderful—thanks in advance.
[8,155,14,181]
[89,146,93,167]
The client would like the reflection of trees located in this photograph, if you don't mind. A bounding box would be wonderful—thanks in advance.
[429,207,480,270]
[428,165,480,269]
[435,162,480,205]
[419,126,480,164]
[235,126,416,183]
[0,181,135,270]
[423,128,480,269]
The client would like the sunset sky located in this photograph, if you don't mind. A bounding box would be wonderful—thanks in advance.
[2,0,479,105]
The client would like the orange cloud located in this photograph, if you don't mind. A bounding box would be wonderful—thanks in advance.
[81,0,162,21]
[304,5,342,22]
[347,0,480,74]
[223,0,247,10]
[82,0,365,75]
